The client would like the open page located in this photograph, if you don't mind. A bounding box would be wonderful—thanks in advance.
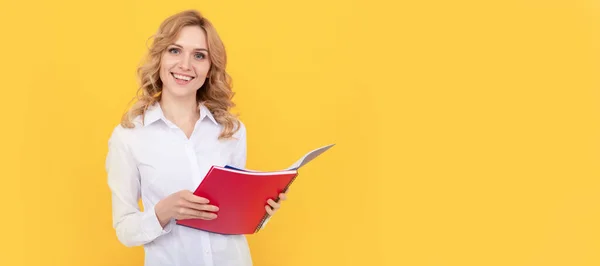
[286,144,335,170]
[224,144,335,172]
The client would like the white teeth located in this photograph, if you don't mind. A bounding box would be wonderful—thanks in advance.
[173,73,193,81]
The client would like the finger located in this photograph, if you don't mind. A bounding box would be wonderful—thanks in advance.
[267,199,281,209]
[185,201,219,212]
[181,208,217,220]
[265,205,275,215]
[197,211,218,220]
[175,198,215,212]
[185,193,210,204]
[279,193,287,201]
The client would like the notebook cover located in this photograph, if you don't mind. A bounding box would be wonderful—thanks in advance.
[176,166,298,235]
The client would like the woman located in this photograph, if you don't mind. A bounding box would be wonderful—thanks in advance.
[106,9,286,266]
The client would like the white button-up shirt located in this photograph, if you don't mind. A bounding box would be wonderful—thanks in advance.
[106,102,254,266]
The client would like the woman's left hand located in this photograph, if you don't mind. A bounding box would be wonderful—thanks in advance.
[265,192,287,216]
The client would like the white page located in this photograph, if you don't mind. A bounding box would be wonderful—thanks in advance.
[286,144,335,170]
[223,144,335,172]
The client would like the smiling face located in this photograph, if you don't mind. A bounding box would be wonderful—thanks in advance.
[159,25,211,100]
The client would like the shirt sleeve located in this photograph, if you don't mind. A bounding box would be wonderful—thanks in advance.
[106,126,174,247]
[230,121,247,169]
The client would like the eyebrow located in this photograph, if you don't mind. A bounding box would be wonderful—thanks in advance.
[170,43,208,52]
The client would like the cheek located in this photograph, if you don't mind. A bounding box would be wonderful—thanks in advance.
[160,56,177,70]
[194,62,211,77]
[159,69,172,85]
[160,60,177,80]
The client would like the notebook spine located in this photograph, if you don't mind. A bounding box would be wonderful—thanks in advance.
[254,171,300,233]
[254,213,270,233]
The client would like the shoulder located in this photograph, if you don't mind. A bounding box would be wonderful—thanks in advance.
[108,124,128,146]
[236,119,246,133]
[232,119,246,139]
[108,122,142,148]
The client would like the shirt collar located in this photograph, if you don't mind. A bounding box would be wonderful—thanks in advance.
[143,102,163,126]
[199,103,218,125]
[143,102,218,127]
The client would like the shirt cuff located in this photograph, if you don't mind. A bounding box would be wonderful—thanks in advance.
[142,205,174,239]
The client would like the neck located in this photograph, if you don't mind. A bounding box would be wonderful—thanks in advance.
[159,91,199,126]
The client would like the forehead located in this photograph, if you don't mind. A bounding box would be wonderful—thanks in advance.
[173,26,208,49]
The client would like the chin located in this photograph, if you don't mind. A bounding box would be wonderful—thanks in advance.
[163,84,199,98]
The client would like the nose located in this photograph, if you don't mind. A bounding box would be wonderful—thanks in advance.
[178,56,191,71]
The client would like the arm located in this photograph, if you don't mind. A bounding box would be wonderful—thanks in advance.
[230,122,247,170]
[106,127,173,247]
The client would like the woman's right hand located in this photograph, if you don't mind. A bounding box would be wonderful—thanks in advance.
[154,190,219,228]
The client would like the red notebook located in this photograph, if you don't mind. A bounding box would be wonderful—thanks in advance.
[176,144,335,235]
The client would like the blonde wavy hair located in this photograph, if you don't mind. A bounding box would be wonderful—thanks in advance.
[121,9,240,139]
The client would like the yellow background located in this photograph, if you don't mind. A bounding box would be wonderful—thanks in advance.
[1,0,599,265]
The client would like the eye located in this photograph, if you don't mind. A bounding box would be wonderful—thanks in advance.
[168,47,180,54]
[195,52,206,60]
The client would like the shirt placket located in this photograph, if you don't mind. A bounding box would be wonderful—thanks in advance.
[182,125,214,266]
